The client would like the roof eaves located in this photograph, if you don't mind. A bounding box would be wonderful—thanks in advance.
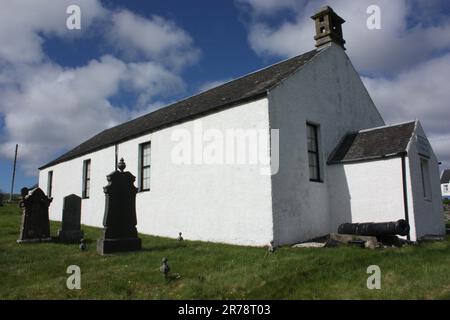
[328,151,406,165]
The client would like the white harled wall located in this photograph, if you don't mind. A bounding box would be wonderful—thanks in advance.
[39,98,274,246]
[406,122,445,239]
[328,158,407,234]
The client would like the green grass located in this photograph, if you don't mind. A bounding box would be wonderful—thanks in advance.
[1,204,449,300]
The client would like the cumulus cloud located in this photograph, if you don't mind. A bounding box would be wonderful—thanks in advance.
[122,61,185,108]
[109,10,200,70]
[0,56,182,174]
[0,0,106,64]
[239,0,450,75]
[363,53,450,168]
[0,0,200,175]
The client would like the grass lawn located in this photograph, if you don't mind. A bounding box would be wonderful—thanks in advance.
[1,203,449,300]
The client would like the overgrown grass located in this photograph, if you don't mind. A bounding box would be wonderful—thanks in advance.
[0,204,449,299]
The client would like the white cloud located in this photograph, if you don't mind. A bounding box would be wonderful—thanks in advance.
[122,61,185,108]
[0,1,200,175]
[0,56,186,174]
[239,0,450,75]
[0,57,125,173]
[109,10,201,70]
[0,0,106,64]
[363,53,450,169]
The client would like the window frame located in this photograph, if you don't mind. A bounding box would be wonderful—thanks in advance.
[47,171,53,198]
[138,142,151,192]
[420,157,432,201]
[82,159,91,199]
[307,122,322,183]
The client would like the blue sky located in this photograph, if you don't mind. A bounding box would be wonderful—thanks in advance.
[1,0,450,194]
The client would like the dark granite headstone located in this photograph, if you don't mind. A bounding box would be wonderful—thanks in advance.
[58,194,84,243]
[97,158,141,254]
[0,192,3,206]
[17,187,52,243]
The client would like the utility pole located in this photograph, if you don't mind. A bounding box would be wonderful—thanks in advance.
[9,144,18,202]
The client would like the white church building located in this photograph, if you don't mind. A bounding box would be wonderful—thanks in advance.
[38,7,445,246]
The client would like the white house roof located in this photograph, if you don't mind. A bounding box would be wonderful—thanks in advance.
[328,121,416,164]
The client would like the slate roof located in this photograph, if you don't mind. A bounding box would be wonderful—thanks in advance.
[441,169,450,184]
[328,122,416,164]
[40,49,321,170]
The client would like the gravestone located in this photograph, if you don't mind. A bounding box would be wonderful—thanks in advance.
[0,192,3,206]
[97,158,141,254]
[17,187,52,243]
[58,194,84,243]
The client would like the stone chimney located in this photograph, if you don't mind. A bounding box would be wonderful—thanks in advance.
[311,6,346,50]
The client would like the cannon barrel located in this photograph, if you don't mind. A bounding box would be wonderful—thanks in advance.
[338,219,410,237]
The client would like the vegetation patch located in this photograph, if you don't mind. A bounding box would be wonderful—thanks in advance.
[1,204,449,299]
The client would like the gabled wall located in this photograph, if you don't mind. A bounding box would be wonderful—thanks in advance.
[406,121,445,239]
[268,44,385,245]
[39,98,274,246]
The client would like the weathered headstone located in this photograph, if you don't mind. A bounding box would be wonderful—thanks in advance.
[97,158,141,254]
[18,187,30,227]
[58,194,84,243]
[17,187,52,243]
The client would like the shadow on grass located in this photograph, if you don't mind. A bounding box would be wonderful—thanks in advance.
[47,236,97,245]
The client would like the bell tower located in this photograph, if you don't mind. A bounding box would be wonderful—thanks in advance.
[311,6,346,50]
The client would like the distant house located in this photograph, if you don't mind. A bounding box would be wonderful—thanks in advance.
[38,7,445,245]
[441,169,450,200]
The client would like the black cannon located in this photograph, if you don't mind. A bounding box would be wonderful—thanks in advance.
[338,219,410,237]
